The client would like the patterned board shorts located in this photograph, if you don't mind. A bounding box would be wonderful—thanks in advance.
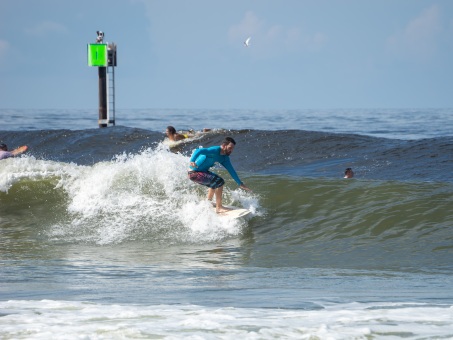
[188,171,225,189]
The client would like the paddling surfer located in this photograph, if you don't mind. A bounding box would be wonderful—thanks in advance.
[166,126,212,142]
[188,137,251,213]
[166,126,188,142]
[0,143,28,160]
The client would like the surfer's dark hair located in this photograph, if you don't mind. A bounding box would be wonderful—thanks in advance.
[223,137,236,145]
[0,143,7,150]
[167,126,176,134]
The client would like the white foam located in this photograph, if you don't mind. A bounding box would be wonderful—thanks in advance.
[0,300,452,339]
[0,156,75,192]
[3,144,256,245]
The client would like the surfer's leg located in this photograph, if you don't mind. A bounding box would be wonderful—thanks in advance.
[215,186,232,214]
[207,188,215,203]
[215,186,224,213]
[189,171,229,212]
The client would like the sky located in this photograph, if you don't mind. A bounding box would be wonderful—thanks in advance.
[0,0,453,110]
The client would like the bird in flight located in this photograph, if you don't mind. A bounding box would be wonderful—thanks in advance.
[244,36,251,47]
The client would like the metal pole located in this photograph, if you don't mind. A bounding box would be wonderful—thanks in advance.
[98,66,107,128]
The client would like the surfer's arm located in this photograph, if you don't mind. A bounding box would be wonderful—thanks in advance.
[221,157,243,186]
[189,148,208,169]
[192,155,207,168]
[221,157,252,191]
[239,183,252,191]
[190,146,219,170]
[11,146,28,156]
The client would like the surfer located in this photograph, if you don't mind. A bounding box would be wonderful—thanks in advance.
[166,126,212,142]
[344,168,354,178]
[188,137,251,213]
[166,126,189,142]
[0,143,28,160]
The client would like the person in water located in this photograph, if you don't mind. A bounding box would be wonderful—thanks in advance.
[166,126,188,142]
[344,167,354,178]
[166,126,212,142]
[0,143,28,160]
[188,137,251,213]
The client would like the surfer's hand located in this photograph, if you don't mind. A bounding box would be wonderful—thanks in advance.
[190,162,197,168]
[240,184,252,192]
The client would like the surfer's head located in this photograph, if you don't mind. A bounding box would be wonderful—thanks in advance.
[166,126,176,136]
[221,137,236,155]
[344,168,354,178]
[0,143,7,151]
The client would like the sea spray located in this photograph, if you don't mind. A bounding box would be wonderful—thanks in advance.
[43,144,256,245]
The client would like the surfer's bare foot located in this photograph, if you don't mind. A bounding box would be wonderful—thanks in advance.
[216,206,232,214]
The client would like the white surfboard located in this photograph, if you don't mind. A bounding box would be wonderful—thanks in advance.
[212,206,251,219]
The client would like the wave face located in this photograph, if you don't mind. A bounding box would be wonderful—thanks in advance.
[246,176,453,271]
[1,127,452,271]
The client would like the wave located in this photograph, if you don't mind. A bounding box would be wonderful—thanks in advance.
[2,127,452,182]
[0,146,257,246]
[248,175,453,270]
[1,144,452,271]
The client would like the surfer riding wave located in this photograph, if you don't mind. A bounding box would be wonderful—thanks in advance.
[188,137,251,213]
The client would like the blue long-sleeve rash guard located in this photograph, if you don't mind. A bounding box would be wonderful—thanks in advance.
[189,146,243,186]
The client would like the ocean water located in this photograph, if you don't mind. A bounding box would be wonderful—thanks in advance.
[1,108,453,339]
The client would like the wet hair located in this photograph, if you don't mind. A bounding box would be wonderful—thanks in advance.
[344,168,354,178]
[166,126,176,134]
[0,143,7,151]
[222,137,236,145]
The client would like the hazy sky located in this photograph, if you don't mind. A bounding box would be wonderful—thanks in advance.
[1,0,453,109]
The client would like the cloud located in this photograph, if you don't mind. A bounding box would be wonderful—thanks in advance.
[228,11,327,56]
[387,5,442,61]
[24,21,68,37]
[228,11,263,41]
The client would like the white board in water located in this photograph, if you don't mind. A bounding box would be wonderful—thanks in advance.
[212,207,251,219]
